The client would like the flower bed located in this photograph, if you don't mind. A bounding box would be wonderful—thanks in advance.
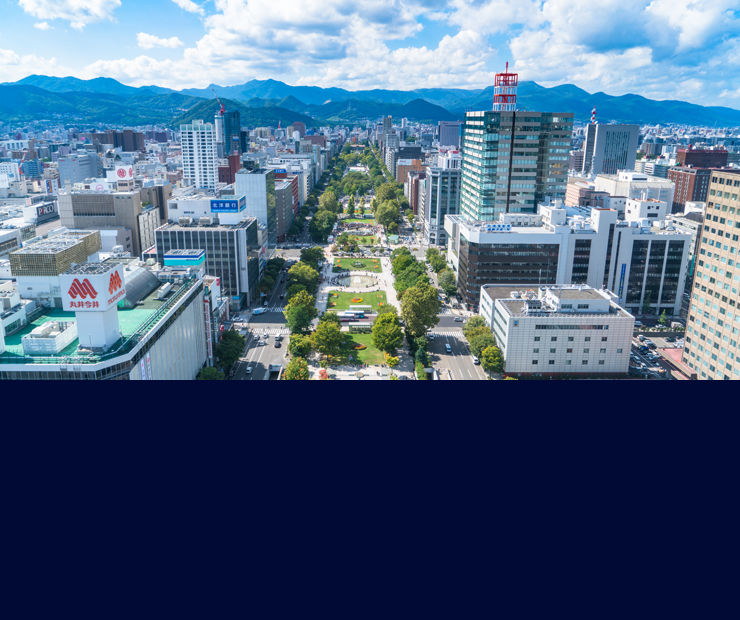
[351,298,363,303]
[353,344,367,350]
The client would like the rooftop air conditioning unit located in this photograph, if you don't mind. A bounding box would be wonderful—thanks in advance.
[178,216,192,226]
[198,217,212,226]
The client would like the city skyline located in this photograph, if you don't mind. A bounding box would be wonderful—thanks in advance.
[1,0,739,108]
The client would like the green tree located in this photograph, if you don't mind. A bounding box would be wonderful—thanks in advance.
[283,357,309,380]
[197,367,224,380]
[395,262,429,296]
[386,355,399,368]
[438,269,457,297]
[286,283,307,301]
[258,275,274,295]
[283,290,318,323]
[376,304,399,317]
[288,334,313,358]
[372,312,404,354]
[401,283,440,337]
[414,335,427,351]
[415,347,429,367]
[319,191,340,214]
[288,262,319,294]
[311,321,343,357]
[347,196,355,217]
[480,346,504,373]
[285,305,314,334]
[288,222,300,237]
[215,330,245,368]
[416,361,428,380]
[300,246,324,271]
[319,312,341,326]
[659,310,668,326]
[391,252,415,276]
[462,316,487,338]
[376,200,400,230]
[469,332,496,358]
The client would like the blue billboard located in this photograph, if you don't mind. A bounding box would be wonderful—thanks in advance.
[211,196,246,214]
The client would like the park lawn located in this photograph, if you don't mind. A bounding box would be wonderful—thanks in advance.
[347,235,378,245]
[326,289,388,311]
[329,333,385,366]
[332,257,383,273]
[344,218,375,224]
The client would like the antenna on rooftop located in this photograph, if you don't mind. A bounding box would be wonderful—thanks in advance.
[591,106,596,124]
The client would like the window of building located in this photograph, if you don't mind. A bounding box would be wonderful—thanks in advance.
[532,360,538,365]
[598,360,605,365]
[533,348,539,353]
[568,337,574,342]
[534,336,540,341]
[551,337,557,341]
[601,336,608,341]
[549,360,555,365]
[582,360,588,365]
[583,348,590,353]
[584,337,591,342]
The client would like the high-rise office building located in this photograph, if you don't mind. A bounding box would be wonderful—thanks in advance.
[460,111,573,220]
[682,169,740,379]
[438,121,462,148]
[421,153,461,246]
[234,168,277,249]
[581,124,639,175]
[222,110,242,156]
[181,120,218,190]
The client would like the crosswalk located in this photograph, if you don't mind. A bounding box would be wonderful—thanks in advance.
[429,329,464,336]
[259,307,285,313]
[437,308,456,315]
[246,328,289,335]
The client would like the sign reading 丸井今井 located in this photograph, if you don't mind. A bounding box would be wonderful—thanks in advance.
[210,196,246,214]
[60,264,126,312]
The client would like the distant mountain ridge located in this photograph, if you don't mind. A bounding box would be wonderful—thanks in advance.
[2,74,740,126]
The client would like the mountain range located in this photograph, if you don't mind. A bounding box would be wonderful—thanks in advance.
[2,74,740,127]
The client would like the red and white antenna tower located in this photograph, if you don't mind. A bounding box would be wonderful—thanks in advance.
[591,106,596,124]
[493,62,518,112]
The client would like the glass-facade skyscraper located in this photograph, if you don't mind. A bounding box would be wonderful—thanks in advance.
[460,111,573,221]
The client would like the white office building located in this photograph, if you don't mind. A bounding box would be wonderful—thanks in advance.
[181,120,218,190]
[480,284,634,376]
[445,198,692,317]
[581,124,639,175]
[594,171,675,211]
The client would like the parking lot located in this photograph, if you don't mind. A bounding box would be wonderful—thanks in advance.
[630,333,685,379]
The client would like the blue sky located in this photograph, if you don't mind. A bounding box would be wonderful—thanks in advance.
[1,0,739,107]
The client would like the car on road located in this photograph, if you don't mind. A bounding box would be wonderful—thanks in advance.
[245,367,252,374]
[665,337,675,342]
[472,356,480,365]
[279,294,285,299]
[253,307,267,315]
[276,335,283,342]
[259,340,266,346]
[274,341,281,348]
[263,333,269,339]
[253,334,259,341]
[263,300,268,306]
[445,344,452,353]
[454,317,464,322]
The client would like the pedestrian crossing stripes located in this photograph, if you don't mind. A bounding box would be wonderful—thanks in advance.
[429,329,464,336]
[261,307,285,312]
[247,328,289,335]
[437,308,456,315]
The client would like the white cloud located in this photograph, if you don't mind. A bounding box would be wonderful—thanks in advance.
[18,0,121,30]
[0,47,72,82]
[137,33,185,49]
[171,0,205,16]
[33,21,52,30]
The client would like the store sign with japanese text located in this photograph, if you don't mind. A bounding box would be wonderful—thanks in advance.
[210,196,246,213]
[60,265,126,312]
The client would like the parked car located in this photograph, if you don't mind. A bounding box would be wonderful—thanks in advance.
[665,337,675,342]
[638,335,646,342]
[454,317,464,322]
[472,356,480,365]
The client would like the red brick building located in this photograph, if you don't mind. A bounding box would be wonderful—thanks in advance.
[676,148,728,168]
[667,166,712,213]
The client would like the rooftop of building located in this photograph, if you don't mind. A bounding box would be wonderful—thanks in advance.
[10,230,97,255]
[0,273,199,366]
[160,215,256,232]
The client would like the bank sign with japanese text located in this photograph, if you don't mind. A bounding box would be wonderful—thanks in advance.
[210,196,246,214]
[60,265,126,313]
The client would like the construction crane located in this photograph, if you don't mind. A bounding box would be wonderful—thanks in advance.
[212,88,225,116]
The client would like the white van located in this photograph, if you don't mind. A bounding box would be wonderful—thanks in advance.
[253,307,267,315]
